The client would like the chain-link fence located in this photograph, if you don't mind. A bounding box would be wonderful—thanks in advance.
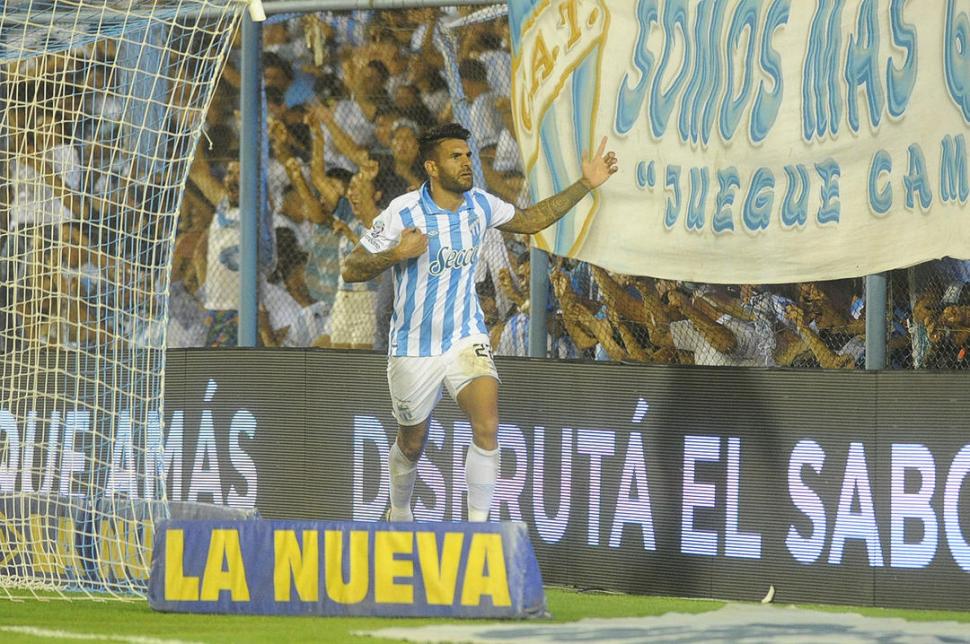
[170,6,970,370]
[541,261,970,370]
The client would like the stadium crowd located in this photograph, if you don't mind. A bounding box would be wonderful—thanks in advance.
[1,8,967,370]
[0,36,189,354]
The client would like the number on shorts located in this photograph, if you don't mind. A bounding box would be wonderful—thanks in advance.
[473,343,493,359]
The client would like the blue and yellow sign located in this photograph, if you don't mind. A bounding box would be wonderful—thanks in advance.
[148,520,546,618]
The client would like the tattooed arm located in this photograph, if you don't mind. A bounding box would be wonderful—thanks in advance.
[498,136,618,235]
[341,227,428,283]
[498,178,593,234]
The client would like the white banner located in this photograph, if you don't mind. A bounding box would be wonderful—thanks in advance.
[508,0,970,282]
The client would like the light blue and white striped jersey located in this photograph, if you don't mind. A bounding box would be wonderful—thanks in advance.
[360,183,516,357]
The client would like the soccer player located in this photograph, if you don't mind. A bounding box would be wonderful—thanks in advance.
[342,122,618,521]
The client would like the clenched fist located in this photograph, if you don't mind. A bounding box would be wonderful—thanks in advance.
[393,227,428,260]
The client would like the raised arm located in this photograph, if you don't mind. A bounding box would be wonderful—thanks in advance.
[666,290,738,355]
[268,118,295,162]
[188,147,227,206]
[606,306,651,363]
[591,266,650,326]
[786,304,856,369]
[309,100,370,170]
[347,160,383,226]
[496,267,527,309]
[306,112,345,211]
[283,157,327,225]
[498,136,617,235]
[550,267,598,351]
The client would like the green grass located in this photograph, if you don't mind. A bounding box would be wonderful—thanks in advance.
[3,590,970,643]
[0,588,723,643]
[801,602,970,624]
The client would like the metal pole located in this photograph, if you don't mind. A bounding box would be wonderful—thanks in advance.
[528,248,549,358]
[865,273,888,370]
[238,14,262,347]
[261,0,498,14]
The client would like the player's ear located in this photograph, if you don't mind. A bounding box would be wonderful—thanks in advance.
[423,158,436,179]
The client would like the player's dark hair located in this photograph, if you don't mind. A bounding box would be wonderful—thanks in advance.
[418,122,470,170]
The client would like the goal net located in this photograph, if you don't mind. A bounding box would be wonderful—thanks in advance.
[0,0,247,597]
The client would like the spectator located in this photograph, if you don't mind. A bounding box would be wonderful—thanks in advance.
[458,58,502,148]
[478,140,524,206]
[787,281,866,368]
[310,71,382,172]
[404,8,439,55]
[329,160,386,349]
[494,258,531,356]
[550,263,627,361]
[7,82,81,230]
[590,268,679,363]
[408,58,450,120]
[262,51,294,93]
[320,9,372,50]
[266,86,287,122]
[259,228,330,347]
[368,27,410,99]
[392,84,436,129]
[55,223,111,349]
[167,230,209,348]
[491,96,525,179]
[913,276,970,368]
[785,303,857,369]
[389,119,424,189]
[475,31,512,98]
[284,155,349,337]
[370,105,402,167]
[664,284,781,367]
[200,160,242,347]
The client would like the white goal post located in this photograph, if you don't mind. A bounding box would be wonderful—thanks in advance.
[0,0,248,597]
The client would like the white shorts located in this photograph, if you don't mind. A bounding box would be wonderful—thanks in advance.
[331,290,376,345]
[386,334,499,426]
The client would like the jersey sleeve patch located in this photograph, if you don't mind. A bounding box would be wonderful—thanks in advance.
[360,210,401,253]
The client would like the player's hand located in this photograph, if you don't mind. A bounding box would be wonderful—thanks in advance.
[581,136,618,189]
[393,227,428,260]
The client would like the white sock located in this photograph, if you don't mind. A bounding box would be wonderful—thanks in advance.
[388,442,416,521]
[465,443,499,522]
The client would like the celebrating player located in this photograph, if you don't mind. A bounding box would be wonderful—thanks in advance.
[342,122,618,522]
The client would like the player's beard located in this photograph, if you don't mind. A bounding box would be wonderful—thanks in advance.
[439,167,473,194]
